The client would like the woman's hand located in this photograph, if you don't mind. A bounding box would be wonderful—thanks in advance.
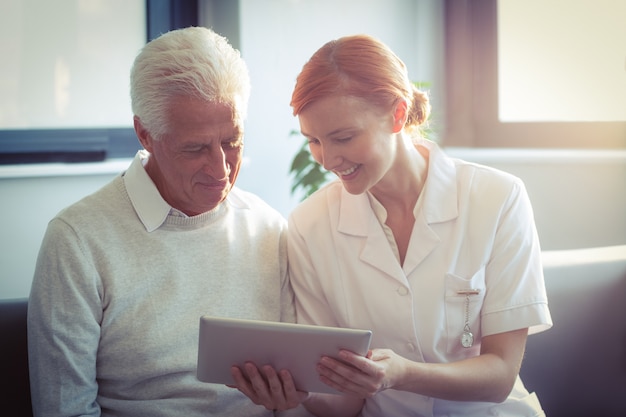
[230,362,309,411]
[318,329,529,403]
[316,348,411,398]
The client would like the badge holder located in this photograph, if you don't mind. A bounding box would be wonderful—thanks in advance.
[457,289,480,348]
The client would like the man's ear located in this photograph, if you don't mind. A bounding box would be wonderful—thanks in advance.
[392,99,408,133]
[133,116,153,152]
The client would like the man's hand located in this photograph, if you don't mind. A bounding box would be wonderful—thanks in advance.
[230,362,309,411]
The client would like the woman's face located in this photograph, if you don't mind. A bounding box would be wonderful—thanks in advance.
[298,95,399,195]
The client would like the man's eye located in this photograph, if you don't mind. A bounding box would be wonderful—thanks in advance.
[185,147,203,153]
[222,139,242,149]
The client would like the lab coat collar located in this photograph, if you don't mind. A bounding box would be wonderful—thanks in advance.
[339,191,407,278]
[337,140,459,234]
[336,140,459,277]
[418,139,459,225]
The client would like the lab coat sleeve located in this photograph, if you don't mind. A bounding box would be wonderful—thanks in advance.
[481,178,552,336]
[287,212,341,328]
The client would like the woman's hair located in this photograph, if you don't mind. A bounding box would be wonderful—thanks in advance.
[290,34,430,133]
[130,27,251,140]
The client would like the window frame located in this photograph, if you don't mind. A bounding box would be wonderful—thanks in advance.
[0,0,199,165]
[443,0,626,149]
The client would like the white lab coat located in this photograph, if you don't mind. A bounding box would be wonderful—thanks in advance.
[287,140,552,417]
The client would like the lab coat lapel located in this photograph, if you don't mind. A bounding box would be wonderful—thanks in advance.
[335,141,459,280]
[403,141,459,276]
[402,212,441,276]
[337,189,405,281]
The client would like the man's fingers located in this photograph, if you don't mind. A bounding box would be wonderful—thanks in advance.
[262,365,289,410]
[231,363,306,411]
[277,369,309,408]
[231,366,262,404]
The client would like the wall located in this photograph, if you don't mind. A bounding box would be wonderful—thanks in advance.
[0,161,128,299]
[445,148,626,251]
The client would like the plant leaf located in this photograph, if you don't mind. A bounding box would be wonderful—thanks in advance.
[290,149,313,174]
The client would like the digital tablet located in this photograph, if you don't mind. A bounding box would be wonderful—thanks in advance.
[197,316,372,394]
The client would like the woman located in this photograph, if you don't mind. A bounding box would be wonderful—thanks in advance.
[232,34,552,417]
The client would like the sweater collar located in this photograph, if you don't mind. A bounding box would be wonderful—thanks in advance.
[123,151,251,232]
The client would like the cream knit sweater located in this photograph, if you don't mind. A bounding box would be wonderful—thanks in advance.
[28,153,305,417]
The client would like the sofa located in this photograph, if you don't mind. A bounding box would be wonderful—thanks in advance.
[520,245,626,417]
[0,297,31,417]
[2,245,625,416]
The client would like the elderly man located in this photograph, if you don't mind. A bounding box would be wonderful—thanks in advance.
[28,27,308,417]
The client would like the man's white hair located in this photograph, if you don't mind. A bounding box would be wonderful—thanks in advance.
[130,26,251,140]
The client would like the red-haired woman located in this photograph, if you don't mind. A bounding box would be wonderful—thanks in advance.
[233,34,552,417]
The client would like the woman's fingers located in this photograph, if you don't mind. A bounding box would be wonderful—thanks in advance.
[316,350,389,397]
[316,359,375,397]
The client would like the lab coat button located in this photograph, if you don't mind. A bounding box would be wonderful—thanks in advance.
[397,286,409,296]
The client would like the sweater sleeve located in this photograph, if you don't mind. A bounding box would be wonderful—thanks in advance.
[28,217,103,417]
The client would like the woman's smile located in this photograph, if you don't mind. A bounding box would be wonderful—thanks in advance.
[335,164,361,179]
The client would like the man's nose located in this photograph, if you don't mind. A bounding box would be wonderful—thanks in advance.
[202,146,229,178]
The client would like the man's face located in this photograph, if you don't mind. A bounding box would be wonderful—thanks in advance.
[137,96,244,216]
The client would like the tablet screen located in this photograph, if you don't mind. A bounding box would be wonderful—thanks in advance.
[197,316,372,394]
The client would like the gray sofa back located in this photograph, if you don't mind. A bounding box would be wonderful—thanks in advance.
[0,297,31,416]
[520,245,626,417]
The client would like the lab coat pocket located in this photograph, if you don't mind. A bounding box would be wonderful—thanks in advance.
[444,268,486,356]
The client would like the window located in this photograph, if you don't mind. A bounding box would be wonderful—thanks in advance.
[498,0,626,123]
[443,0,626,148]
[0,0,199,164]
